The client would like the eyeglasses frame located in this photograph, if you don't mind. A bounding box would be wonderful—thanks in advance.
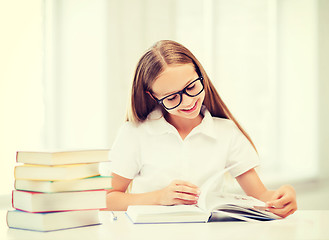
[149,76,204,110]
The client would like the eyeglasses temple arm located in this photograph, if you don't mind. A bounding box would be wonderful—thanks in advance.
[145,91,158,102]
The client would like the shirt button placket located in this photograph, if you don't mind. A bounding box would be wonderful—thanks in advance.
[180,139,190,181]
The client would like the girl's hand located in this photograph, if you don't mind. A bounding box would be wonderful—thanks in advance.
[266,185,297,218]
[156,180,200,206]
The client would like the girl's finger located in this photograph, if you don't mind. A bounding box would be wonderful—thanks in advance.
[267,196,289,209]
[172,198,198,205]
[175,185,200,195]
[267,203,296,218]
[287,208,297,216]
[175,192,199,201]
[172,180,199,189]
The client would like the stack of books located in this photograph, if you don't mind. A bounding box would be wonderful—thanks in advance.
[7,149,112,232]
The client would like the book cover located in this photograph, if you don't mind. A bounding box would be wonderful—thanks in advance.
[126,205,209,224]
[14,176,112,193]
[12,190,107,212]
[16,149,109,165]
[7,209,100,232]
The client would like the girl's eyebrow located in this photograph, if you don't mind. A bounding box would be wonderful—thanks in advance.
[162,76,198,96]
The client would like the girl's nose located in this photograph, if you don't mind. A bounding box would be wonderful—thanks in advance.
[181,93,194,107]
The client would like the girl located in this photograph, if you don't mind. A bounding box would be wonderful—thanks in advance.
[107,40,297,218]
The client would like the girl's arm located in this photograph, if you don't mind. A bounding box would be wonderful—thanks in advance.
[236,168,297,218]
[106,173,200,211]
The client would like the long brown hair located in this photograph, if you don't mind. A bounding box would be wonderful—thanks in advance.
[127,40,257,152]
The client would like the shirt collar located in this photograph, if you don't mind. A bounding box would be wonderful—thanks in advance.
[144,107,177,135]
[190,106,218,140]
[143,106,218,140]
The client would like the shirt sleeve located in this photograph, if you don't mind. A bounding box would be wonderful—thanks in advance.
[109,122,141,179]
[226,123,260,177]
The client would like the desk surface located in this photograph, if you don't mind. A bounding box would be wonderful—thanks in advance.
[2,210,329,240]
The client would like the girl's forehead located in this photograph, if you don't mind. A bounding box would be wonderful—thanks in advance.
[152,64,198,96]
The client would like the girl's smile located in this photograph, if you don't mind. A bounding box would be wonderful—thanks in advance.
[180,99,199,114]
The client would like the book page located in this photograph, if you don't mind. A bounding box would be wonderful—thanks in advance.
[196,163,276,220]
[127,205,203,215]
[205,192,266,210]
[197,163,239,210]
[202,192,280,220]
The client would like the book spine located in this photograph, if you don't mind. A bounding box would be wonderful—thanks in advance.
[6,211,10,228]
[13,207,106,214]
[14,189,107,194]
[11,190,14,209]
[13,166,17,180]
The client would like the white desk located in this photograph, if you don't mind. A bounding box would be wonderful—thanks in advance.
[2,210,329,240]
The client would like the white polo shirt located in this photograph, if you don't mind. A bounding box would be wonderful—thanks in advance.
[109,107,260,194]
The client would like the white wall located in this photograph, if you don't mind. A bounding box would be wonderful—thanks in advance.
[318,0,329,180]
[276,0,318,180]
[0,0,43,195]
[1,0,328,197]
[43,0,110,150]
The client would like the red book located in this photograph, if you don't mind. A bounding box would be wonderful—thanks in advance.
[12,190,107,213]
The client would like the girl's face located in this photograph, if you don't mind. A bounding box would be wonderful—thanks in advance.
[151,64,205,121]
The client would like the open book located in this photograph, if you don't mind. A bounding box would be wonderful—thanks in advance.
[126,165,281,224]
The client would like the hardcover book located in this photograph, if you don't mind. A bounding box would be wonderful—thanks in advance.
[16,149,109,165]
[12,190,107,212]
[7,209,100,232]
[14,163,101,181]
[14,176,112,193]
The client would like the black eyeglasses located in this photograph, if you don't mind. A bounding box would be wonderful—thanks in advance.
[151,76,204,110]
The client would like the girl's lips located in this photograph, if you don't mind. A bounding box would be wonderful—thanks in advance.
[181,100,198,113]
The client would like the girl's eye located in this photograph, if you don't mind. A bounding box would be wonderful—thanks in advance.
[187,84,195,91]
[167,94,178,101]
